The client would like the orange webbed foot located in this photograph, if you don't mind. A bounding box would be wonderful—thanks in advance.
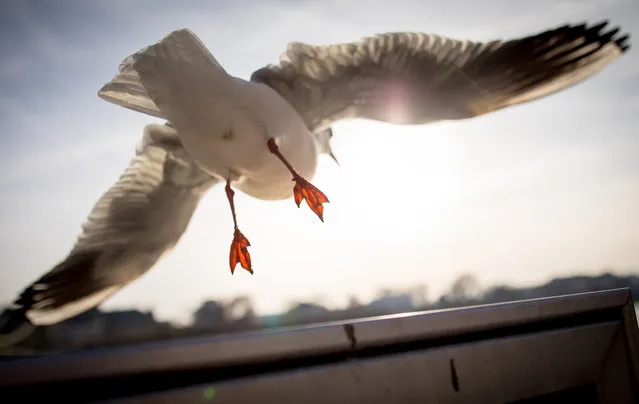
[225,180,253,275]
[292,175,329,222]
[266,138,330,222]
[229,228,253,275]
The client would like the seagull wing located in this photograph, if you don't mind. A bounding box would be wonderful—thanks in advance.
[98,55,166,119]
[97,29,230,123]
[0,123,217,347]
[252,21,630,132]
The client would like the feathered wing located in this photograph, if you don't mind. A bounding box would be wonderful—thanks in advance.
[123,28,238,151]
[0,123,217,347]
[97,29,230,121]
[251,21,630,132]
[98,56,165,119]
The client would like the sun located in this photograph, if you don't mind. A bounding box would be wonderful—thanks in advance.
[313,119,465,241]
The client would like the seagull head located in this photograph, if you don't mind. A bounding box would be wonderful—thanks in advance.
[313,127,339,166]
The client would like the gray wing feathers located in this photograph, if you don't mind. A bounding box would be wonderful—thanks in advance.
[252,21,630,132]
[98,29,228,119]
[73,123,215,253]
[98,56,166,119]
[2,123,217,332]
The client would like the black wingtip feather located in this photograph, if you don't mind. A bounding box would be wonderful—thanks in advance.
[569,21,630,53]
[615,34,631,52]
[0,250,102,345]
[596,23,630,52]
[588,20,609,34]
[23,251,103,311]
[0,306,36,348]
[599,27,620,43]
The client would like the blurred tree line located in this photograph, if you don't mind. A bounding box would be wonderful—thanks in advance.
[1,272,637,356]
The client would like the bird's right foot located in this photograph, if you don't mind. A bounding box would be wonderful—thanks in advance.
[266,138,329,222]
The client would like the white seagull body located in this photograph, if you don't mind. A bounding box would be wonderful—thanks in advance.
[110,35,321,201]
[0,21,630,347]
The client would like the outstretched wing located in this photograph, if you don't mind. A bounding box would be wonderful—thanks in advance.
[252,21,630,132]
[0,123,217,347]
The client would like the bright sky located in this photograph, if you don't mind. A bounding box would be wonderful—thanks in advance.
[0,0,638,324]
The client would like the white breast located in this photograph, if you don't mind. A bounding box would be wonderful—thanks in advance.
[132,42,318,200]
[229,79,319,200]
[168,76,319,201]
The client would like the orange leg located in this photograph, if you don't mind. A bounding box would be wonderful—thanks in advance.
[225,180,253,275]
[267,138,329,222]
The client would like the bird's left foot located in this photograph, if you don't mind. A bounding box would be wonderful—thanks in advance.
[267,138,329,221]
[229,228,252,274]
[225,180,253,274]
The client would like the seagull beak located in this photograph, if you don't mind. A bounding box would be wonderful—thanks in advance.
[328,151,340,166]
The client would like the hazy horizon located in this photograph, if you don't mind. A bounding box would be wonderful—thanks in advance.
[1,0,638,324]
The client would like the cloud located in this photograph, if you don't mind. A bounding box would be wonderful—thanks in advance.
[0,2,88,82]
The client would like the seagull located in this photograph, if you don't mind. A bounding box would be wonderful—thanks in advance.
[0,21,630,347]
